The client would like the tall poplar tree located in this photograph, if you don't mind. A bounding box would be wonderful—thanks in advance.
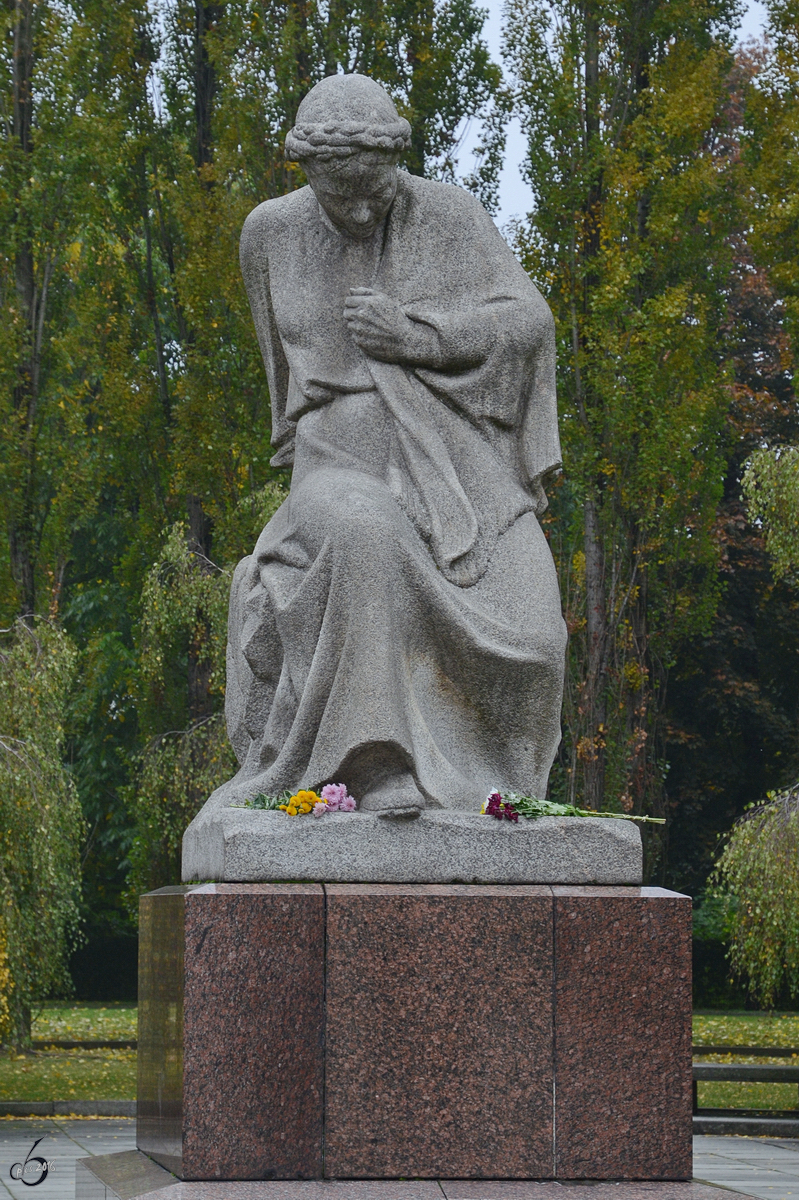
[740,0,799,580]
[503,0,742,859]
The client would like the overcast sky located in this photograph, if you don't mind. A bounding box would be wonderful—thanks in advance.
[470,0,769,224]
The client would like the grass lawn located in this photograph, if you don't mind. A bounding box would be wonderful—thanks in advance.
[0,1048,136,1101]
[32,1001,137,1043]
[0,1003,137,1101]
[693,1011,799,1111]
[1,1005,797,1104]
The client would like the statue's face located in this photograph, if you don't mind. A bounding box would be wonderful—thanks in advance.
[305,151,399,240]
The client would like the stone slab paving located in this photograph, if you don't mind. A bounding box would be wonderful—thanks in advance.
[0,1118,136,1199]
[693,1136,799,1200]
[6,1121,799,1200]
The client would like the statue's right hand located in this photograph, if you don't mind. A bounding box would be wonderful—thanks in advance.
[344,288,441,366]
[344,288,414,361]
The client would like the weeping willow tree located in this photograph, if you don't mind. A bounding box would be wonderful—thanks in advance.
[737,440,799,1007]
[125,483,287,904]
[710,785,799,1007]
[0,620,85,1046]
[743,447,799,581]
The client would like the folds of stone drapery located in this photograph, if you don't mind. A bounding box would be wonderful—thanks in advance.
[220,465,566,812]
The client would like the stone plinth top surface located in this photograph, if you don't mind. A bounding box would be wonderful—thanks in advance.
[181,808,642,884]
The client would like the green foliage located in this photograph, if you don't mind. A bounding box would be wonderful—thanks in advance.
[0,0,797,940]
[0,621,86,1044]
[693,893,736,944]
[127,515,234,903]
[125,482,286,902]
[743,447,799,580]
[504,0,744,846]
[743,0,799,347]
[737,7,799,587]
[138,524,230,726]
[711,785,799,1007]
[126,715,237,905]
[0,0,501,940]
[242,793,292,810]
[712,11,799,1001]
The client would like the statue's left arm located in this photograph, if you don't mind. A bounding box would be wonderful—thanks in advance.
[240,203,295,467]
[407,290,561,512]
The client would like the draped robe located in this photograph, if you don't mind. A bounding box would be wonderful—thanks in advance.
[205,172,567,814]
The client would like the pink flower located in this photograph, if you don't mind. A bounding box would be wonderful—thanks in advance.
[313,802,328,818]
[321,783,356,811]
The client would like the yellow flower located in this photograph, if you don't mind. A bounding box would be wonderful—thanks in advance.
[294,789,320,805]
[285,789,321,815]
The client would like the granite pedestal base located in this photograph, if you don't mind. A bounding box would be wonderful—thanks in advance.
[181,811,643,885]
[138,884,692,1183]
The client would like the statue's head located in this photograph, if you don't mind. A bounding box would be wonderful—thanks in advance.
[285,75,411,240]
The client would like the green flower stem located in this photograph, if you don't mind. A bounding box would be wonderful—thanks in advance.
[500,793,666,824]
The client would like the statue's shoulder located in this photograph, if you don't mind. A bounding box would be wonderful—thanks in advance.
[394,173,496,231]
[240,187,316,266]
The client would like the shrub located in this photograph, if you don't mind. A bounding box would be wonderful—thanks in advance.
[711,784,799,1008]
[0,620,86,1045]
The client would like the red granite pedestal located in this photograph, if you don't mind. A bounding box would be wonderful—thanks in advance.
[137,884,692,1183]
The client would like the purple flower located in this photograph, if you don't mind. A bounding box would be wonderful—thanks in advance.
[486,791,504,819]
[313,802,328,818]
[321,783,356,812]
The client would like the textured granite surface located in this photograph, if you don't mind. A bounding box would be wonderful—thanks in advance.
[191,72,567,835]
[182,809,642,885]
[138,888,187,1175]
[137,883,691,1184]
[324,884,555,1179]
[137,884,325,1182]
[552,886,693,1181]
[183,883,325,1181]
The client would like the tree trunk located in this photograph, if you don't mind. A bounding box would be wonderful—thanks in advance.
[583,1,602,263]
[186,496,214,724]
[10,998,31,1053]
[583,495,607,809]
[324,0,347,78]
[578,2,607,808]
[8,0,38,622]
[406,0,435,176]
[194,1,224,169]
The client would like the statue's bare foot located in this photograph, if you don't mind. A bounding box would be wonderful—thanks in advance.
[359,771,425,820]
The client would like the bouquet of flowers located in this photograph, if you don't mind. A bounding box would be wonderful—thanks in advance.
[242,783,356,817]
[481,790,665,824]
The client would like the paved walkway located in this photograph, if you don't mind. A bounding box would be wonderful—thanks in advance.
[694,1136,799,1199]
[0,1117,135,1198]
[0,1121,797,1199]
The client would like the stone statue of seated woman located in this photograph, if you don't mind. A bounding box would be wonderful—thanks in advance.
[194,73,567,825]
